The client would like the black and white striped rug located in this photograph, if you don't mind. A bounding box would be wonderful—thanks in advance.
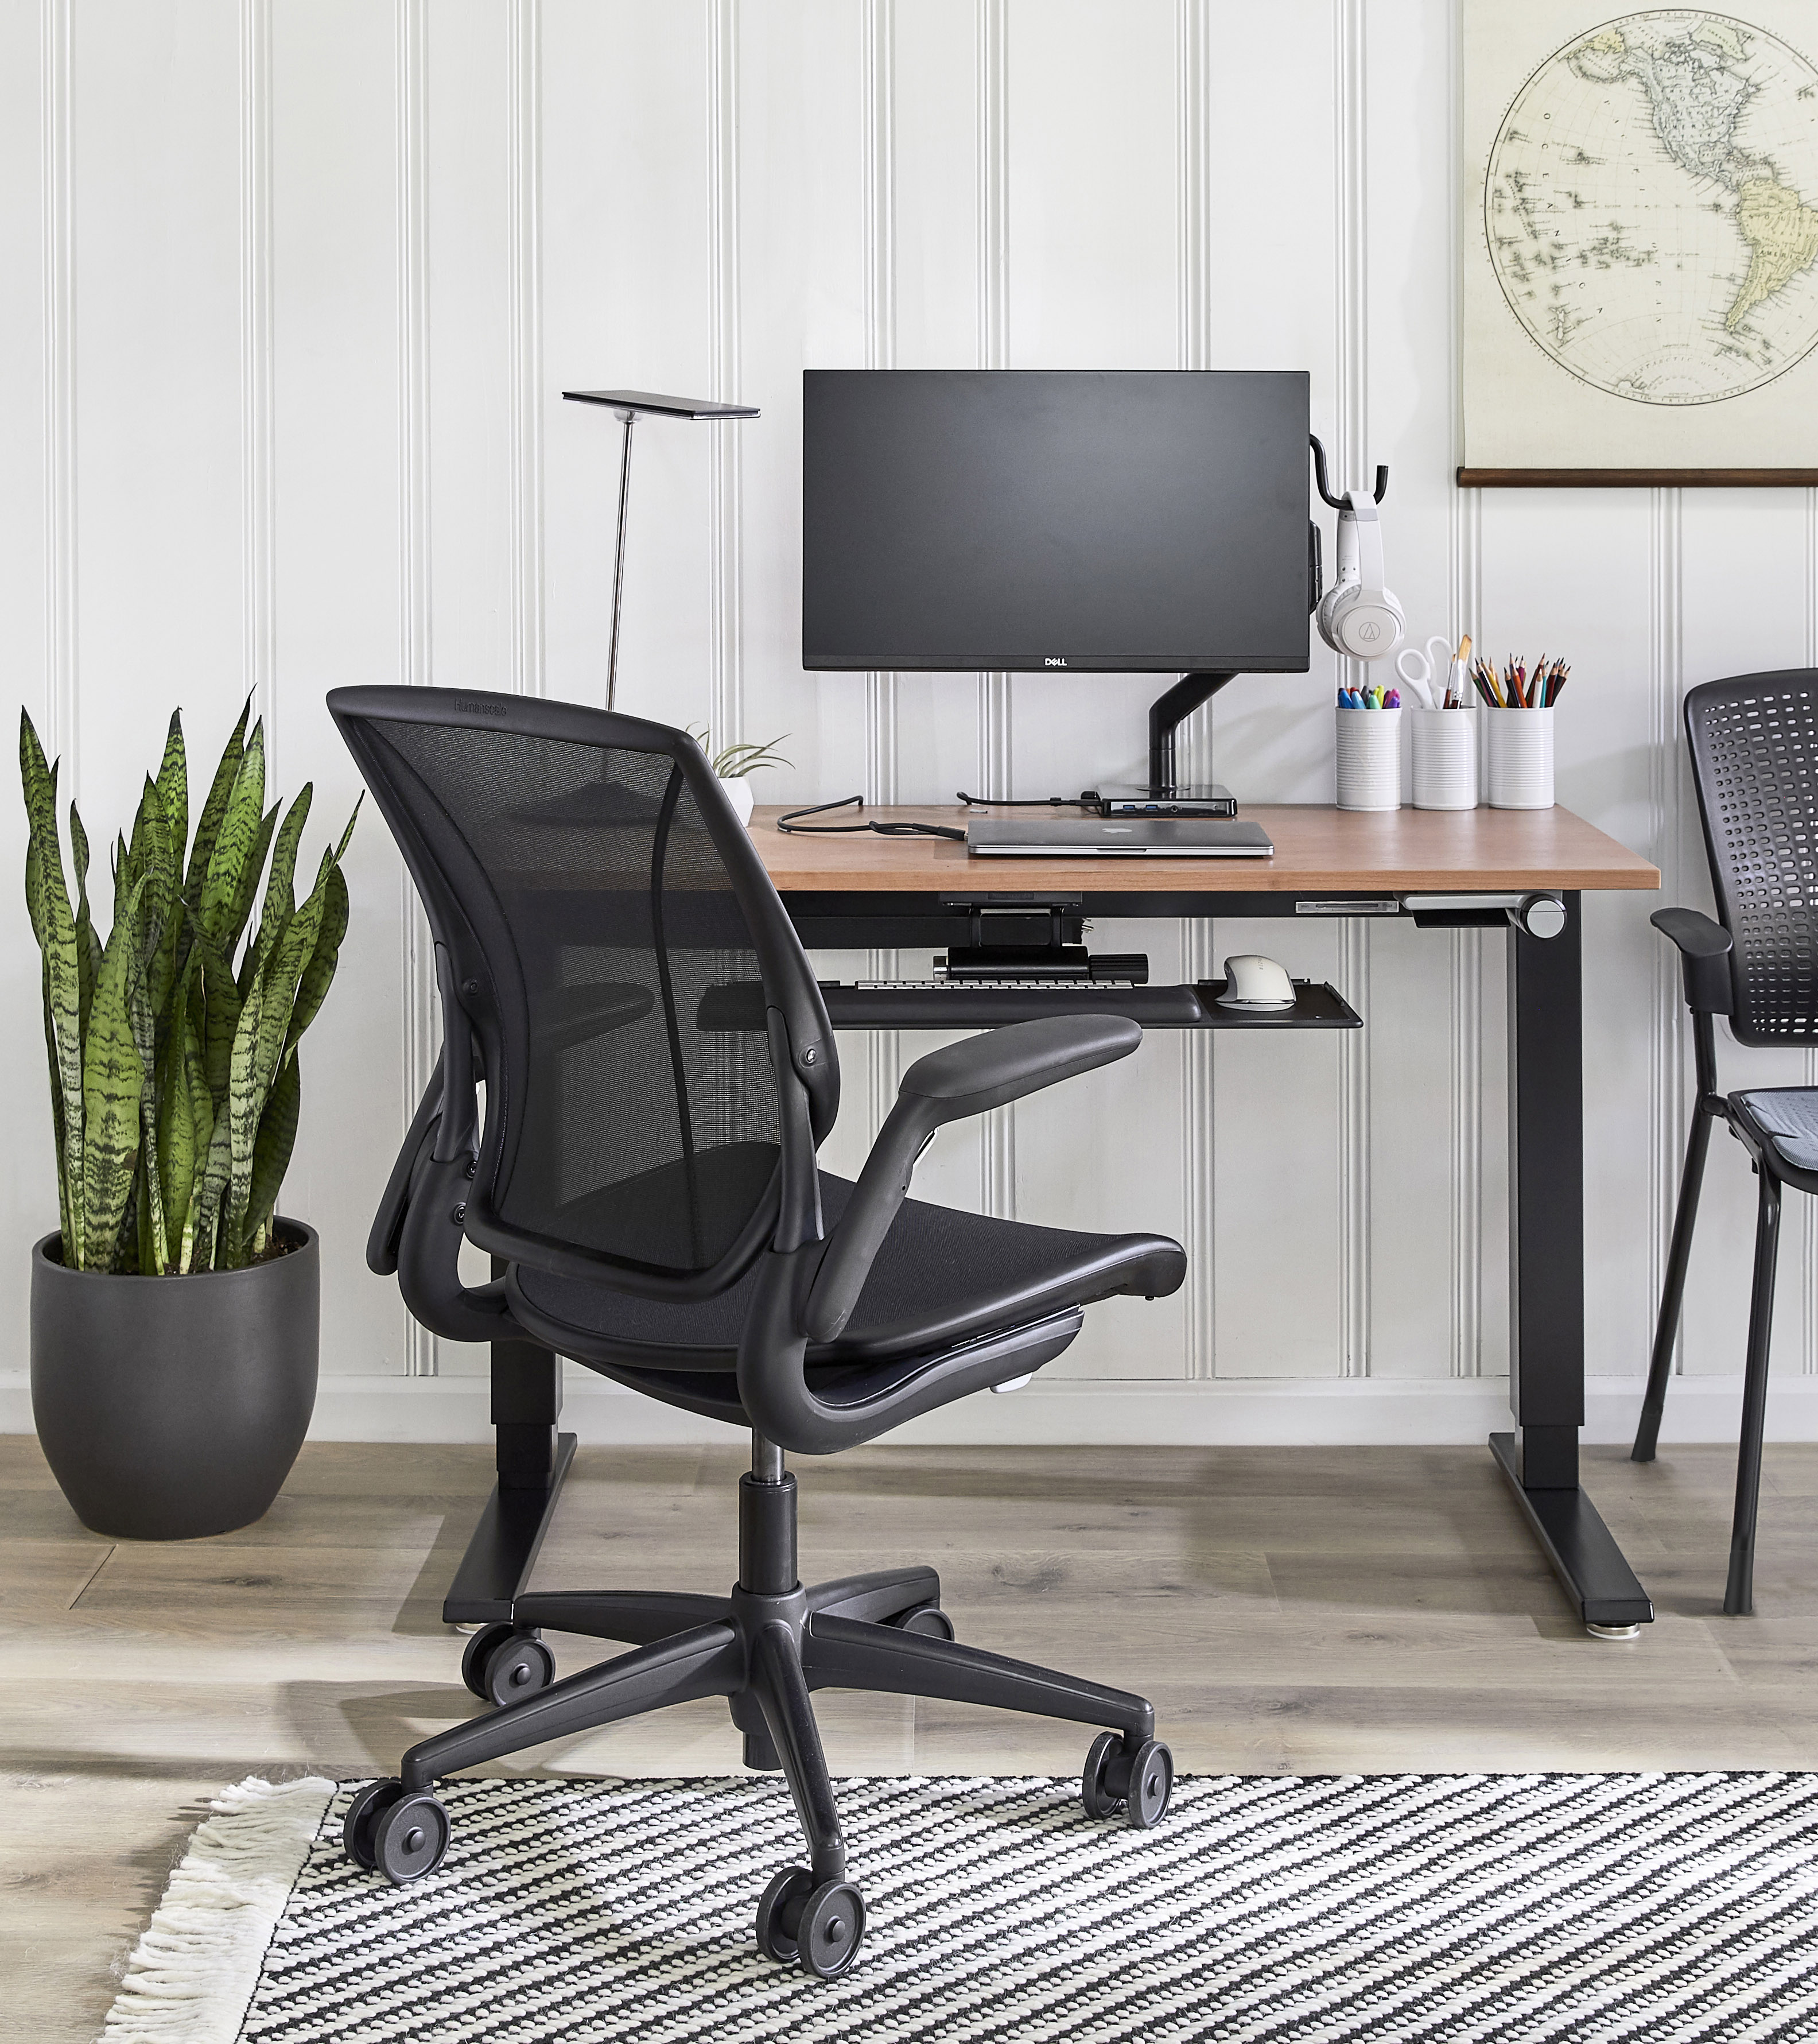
[104,1771,1818,2042]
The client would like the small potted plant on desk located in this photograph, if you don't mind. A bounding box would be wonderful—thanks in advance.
[687,725,790,825]
[21,703,357,1539]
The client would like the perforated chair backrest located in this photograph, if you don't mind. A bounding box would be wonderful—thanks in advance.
[1687,669,1818,1046]
[329,687,837,1297]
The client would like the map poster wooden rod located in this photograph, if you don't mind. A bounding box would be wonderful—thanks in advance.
[1458,469,1818,489]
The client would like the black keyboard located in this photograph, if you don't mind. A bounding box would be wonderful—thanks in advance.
[820,982,1206,1027]
[696,979,1359,1031]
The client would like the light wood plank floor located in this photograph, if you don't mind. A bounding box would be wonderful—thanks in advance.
[7,1432,1818,2039]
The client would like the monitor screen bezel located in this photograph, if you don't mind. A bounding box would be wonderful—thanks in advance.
[801,367,1312,676]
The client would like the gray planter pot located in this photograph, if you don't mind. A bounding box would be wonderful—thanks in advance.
[30,1219,320,1539]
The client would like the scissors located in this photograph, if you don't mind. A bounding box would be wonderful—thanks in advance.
[1394,634,1454,709]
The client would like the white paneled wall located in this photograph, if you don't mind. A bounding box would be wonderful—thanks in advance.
[5,0,1818,1443]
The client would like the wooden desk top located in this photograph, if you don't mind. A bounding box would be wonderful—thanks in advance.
[749,804,1660,895]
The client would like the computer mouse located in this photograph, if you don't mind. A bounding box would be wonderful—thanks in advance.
[1217,953,1296,1010]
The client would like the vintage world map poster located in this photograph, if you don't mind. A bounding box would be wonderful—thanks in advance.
[1463,4,1818,478]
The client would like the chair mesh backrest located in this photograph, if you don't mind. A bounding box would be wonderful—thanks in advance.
[360,712,787,1280]
[1688,670,1818,1046]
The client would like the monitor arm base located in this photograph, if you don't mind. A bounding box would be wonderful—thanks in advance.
[1147,672,1237,796]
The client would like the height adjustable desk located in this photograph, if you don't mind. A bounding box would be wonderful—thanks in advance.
[445,801,1661,1641]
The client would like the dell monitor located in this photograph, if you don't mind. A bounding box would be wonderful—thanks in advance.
[802,368,1311,800]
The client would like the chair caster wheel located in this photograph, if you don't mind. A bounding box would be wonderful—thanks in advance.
[755,1865,867,1977]
[799,1879,866,1978]
[1082,1731,1174,1829]
[372,1790,451,1885]
[886,1601,955,1640]
[461,1623,554,1706]
[756,1865,814,1964]
[343,1778,405,1870]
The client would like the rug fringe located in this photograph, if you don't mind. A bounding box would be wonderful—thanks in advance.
[100,1775,337,2044]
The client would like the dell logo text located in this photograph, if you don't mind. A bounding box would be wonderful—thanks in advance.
[1044,657,1067,668]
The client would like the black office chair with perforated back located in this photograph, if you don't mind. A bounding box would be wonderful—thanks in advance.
[1634,669,1818,1618]
[328,686,1186,1977]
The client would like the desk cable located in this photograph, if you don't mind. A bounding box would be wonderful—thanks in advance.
[775,790,1106,840]
[775,796,965,841]
[955,790,1102,809]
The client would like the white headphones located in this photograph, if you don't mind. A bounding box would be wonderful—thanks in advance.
[1316,488,1404,662]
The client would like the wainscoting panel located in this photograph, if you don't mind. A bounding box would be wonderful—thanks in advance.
[6,0,1817,1441]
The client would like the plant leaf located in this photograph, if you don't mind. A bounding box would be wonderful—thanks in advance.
[80,874,148,1270]
[176,1002,216,1271]
[227,802,280,990]
[125,878,168,1274]
[156,980,197,1269]
[21,711,85,1260]
[286,853,352,1054]
[28,846,73,1253]
[185,698,249,904]
[200,719,266,949]
[154,709,187,852]
[185,1105,233,1275]
[249,884,324,1112]
[223,967,265,1262]
[243,1050,300,1251]
[250,783,311,970]
[69,802,101,1047]
[187,907,244,1111]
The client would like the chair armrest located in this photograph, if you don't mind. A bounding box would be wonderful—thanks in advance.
[802,1014,1141,1343]
[1652,906,1732,1014]
[367,1072,444,1275]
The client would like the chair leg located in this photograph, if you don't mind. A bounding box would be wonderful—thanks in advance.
[803,1612,1153,1744]
[512,1589,733,1644]
[805,1567,941,1624]
[1633,1108,1714,1462]
[1725,1170,1782,1618]
[749,1621,847,1884]
[399,1621,744,1790]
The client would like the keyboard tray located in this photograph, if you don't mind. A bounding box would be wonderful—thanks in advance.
[696,980,1361,1031]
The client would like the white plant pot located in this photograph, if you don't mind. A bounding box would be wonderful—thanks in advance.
[719,775,755,826]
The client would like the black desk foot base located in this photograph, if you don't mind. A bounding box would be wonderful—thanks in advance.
[1489,1432,1654,1634]
[443,1432,577,1626]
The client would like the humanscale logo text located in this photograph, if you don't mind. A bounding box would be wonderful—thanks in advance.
[454,698,508,718]
[1044,657,1067,667]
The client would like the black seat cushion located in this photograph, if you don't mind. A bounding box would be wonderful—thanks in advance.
[508,1172,1185,1374]
[1732,1088,1818,1179]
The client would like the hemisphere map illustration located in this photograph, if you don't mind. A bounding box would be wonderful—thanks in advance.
[1485,10,1818,405]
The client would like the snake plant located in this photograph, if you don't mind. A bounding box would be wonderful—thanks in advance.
[20,703,357,1275]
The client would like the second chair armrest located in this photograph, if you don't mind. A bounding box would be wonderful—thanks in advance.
[367,1071,444,1275]
[802,1013,1141,1343]
[1652,906,1733,1014]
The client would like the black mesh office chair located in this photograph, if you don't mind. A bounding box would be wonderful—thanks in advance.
[328,686,1186,1977]
[1635,669,1818,1618]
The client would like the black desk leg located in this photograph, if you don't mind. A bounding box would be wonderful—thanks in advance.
[1490,894,1655,1635]
[442,1269,576,1625]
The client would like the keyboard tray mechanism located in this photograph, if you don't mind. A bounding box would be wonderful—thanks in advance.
[696,980,1362,1031]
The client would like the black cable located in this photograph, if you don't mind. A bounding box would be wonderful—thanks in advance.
[775,795,966,841]
[955,789,1102,809]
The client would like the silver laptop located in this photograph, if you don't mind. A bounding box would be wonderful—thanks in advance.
[968,817,1275,858]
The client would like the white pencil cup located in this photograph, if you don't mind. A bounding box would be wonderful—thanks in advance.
[1334,705,1402,812]
[1486,708,1555,809]
[1410,709,1478,810]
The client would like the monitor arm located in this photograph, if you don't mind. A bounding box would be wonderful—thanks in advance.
[1147,672,1236,796]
